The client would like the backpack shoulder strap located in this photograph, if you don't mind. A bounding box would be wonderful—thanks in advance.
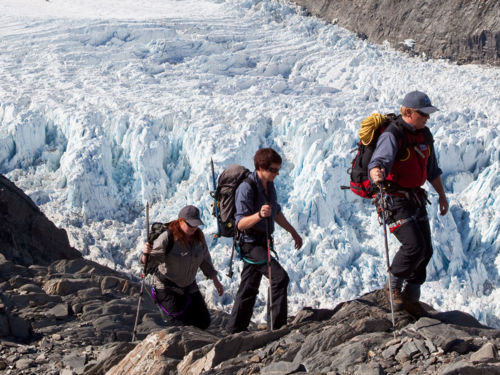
[385,117,408,159]
[243,176,258,197]
[422,126,434,144]
[164,227,174,255]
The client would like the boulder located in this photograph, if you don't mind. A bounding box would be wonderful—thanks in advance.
[107,328,220,375]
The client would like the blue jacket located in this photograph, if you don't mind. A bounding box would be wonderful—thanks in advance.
[235,171,281,243]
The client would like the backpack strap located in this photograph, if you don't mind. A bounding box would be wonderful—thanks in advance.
[384,118,408,160]
[164,227,174,256]
[243,176,258,198]
[237,176,278,264]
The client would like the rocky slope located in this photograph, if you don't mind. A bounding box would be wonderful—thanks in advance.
[1,175,499,375]
[290,0,500,66]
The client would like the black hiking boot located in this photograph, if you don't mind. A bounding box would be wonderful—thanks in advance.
[400,282,428,317]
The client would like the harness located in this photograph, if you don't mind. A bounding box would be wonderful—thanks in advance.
[374,187,430,233]
[236,230,278,265]
[150,286,192,318]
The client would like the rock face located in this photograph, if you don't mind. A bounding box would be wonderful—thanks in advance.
[290,0,500,66]
[0,174,81,267]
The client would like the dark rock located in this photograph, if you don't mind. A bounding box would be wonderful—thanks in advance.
[62,351,86,371]
[0,174,81,267]
[77,287,103,301]
[470,342,498,363]
[7,314,31,339]
[15,357,34,370]
[430,309,490,329]
[47,303,70,319]
[18,283,44,293]
[355,362,387,375]
[48,259,123,278]
[0,314,9,336]
[31,315,58,329]
[291,306,337,324]
[3,292,62,308]
[309,332,390,373]
[381,342,401,359]
[438,360,500,375]
[43,278,100,296]
[7,275,34,289]
[84,342,136,375]
[260,361,306,375]
[409,317,476,353]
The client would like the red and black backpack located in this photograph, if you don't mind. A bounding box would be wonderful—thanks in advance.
[342,113,406,198]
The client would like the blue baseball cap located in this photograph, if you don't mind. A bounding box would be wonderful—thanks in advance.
[402,91,439,114]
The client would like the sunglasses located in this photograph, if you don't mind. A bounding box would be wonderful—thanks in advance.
[185,221,197,228]
[415,110,430,118]
[267,167,280,174]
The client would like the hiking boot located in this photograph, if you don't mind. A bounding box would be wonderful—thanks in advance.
[403,301,428,318]
[385,284,404,312]
[401,282,421,304]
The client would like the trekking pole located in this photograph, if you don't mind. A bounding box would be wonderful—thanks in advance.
[226,239,235,278]
[210,158,221,244]
[378,185,396,339]
[132,201,150,342]
[265,215,274,331]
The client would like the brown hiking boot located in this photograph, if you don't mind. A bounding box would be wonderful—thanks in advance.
[385,284,404,312]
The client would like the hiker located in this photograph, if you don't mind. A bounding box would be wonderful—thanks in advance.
[141,205,224,329]
[368,91,449,316]
[227,148,303,333]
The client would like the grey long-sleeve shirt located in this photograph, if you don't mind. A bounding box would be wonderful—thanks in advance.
[148,230,217,290]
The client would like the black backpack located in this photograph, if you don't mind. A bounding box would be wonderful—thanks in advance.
[342,113,405,198]
[144,222,174,274]
[211,164,257,238]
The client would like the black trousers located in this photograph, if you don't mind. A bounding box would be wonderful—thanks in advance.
[227,242,289,333]
[386,195,433,285]
[155,286,211,330]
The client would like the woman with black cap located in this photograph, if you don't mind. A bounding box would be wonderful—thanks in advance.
[141,205,224,329]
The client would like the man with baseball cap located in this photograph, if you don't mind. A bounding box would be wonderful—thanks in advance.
[368,91,448,317]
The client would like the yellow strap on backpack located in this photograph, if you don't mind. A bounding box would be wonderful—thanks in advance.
[359,113,388,146]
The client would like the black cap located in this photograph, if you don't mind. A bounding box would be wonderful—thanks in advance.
[178,205,204,227]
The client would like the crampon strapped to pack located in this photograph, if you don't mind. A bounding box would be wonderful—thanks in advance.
[341,113,405,198]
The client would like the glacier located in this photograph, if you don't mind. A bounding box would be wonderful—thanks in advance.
[0,0,499,327]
